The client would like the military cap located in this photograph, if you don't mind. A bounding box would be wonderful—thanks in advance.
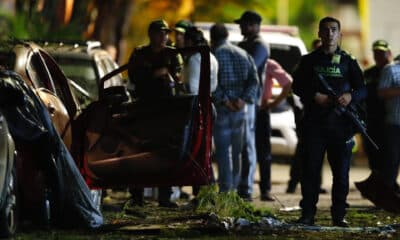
[373,40,390,51]
[148,19,171,33]
[174,20,193,33]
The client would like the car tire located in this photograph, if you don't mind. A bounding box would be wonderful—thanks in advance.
[0,163,18,237]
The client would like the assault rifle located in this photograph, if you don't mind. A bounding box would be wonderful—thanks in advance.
[317,73,379,150]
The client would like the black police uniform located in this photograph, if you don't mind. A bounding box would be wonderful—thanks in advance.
[128,45,183,100]
[127,44,183,207]
[292,47,366,222]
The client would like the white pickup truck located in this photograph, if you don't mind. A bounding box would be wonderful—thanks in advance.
[196,22,308,157]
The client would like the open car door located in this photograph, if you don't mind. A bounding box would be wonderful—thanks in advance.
[72,46,213,188]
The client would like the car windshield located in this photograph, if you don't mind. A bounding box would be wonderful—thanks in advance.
[268,44,302,114]
[228,42,302,74]
[54,57,99,100]
[270,43,302,74]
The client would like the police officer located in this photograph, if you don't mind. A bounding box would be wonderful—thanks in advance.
[174,20,193,49]
[128,19,183,100]
[292,17,366,227]
[286,38,327,195]
[127,19,183,208]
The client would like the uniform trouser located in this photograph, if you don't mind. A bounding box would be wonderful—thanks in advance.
[239,103,257,195]
[255,107,272,194]
[382,124,400,190]
[300,128,353,220]
[129,187,172,203]
[288,138,323,189]
[214,105,245,192]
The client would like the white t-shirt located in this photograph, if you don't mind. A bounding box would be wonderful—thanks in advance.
[183,52,218,94]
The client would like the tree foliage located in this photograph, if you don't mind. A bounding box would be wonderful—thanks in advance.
[1,0,336,61]
[192,0,334,51]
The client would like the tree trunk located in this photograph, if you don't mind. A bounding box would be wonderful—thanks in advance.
[92,0,134,63]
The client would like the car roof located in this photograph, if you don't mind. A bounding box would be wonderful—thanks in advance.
[41,41,110,60]
[0,41,44,86]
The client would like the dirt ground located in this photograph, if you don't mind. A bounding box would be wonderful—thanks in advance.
[16,158,400,239]
[97,160,399,239]
[237,160,374,211]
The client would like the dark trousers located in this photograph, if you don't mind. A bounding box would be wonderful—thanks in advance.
[129,187,172,204]
[382,124,400,190]
[255,108,272,194]
[288,139,304,187]
[363,122,385,172]
[288,138,323,189]
[288,107,304,189]
[300,127,353,220]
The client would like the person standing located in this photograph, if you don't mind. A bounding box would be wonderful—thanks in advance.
[286,38,327,194]
[183,26,218,197]
[253,58,293,201]
[174,20,193,49]
[293,17,366,227]
[364,40,392,173]
[172,19,194,200]
[260,59,292,125]
[183,26,218,94]
[378,50,400,194]
[127,19,183,208]
[210,23,258,193]
[234,10,273,201]
[128,19,183,100]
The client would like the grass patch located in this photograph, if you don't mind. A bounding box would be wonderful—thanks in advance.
[16,187,400,239]
[195,184,274,222]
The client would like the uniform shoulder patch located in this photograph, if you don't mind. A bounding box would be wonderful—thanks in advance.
[165,45,177,51]
[341,50,356,60]
[176,52,183,65]
[134,45,146,51]
[133,45,150,56]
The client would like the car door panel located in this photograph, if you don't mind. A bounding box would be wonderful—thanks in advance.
[79,96,209,187]
[25,50,76,151]
[71,46,213,188]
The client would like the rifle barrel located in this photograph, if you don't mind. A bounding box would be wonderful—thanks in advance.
[317,73,379,150]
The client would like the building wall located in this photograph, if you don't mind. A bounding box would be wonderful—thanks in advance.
[327,0,400,68]
[334,4,363,64]
[369,0,400,62]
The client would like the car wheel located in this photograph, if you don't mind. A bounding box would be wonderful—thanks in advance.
[0,163,18,237]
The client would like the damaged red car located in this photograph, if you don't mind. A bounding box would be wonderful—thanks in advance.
[72,46,214,189]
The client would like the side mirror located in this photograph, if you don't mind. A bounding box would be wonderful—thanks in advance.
[98,65,129,100]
